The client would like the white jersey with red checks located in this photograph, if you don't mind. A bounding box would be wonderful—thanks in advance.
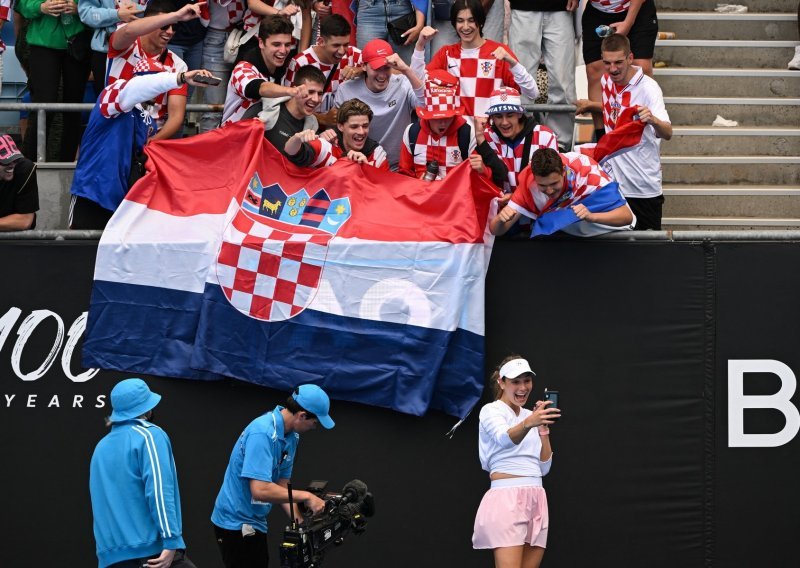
[97,73,182,120]
[600,66,669,198]
[106,34,188,127]
[284,46,363,112]
[399,117,475,179]
[304,138,389,170]
[508,152,613,220]
[590,0,630,13]
[484,124,558,193]
[414,41,538,124]
[222,61,273,125]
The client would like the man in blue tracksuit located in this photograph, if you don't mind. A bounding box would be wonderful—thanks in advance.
[89,378,196,568]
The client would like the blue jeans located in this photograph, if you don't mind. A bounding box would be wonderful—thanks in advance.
[356,0,416,63]
[168,39,204,102]
[199,29,233,133]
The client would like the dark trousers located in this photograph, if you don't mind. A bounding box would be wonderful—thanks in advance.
[69,195,113,230]
[628,195,665,231]
[107,549,196,568]
[214,524,270,568]
[24,45,90,161]
[91,49,109,98]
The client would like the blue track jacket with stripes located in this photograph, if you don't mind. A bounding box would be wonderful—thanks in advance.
[90,419,186,568]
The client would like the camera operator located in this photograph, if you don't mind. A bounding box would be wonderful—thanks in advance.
[472,355,560,568]
[211,384,335,568]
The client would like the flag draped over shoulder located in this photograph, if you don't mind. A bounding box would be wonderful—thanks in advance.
[83,120,500,419]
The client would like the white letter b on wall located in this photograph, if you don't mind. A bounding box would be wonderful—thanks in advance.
[728,359,800,447]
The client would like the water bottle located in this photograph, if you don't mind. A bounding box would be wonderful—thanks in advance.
[595,25,614,38]
[422,160,439,181]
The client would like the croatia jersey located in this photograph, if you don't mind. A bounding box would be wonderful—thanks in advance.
[284,46,363,112]
[591,0,630,13]
[304,138,389,170]
[418,40,538,122]
[508,152,613,220]
[483,124,558,193]
[106,35,187,127]
[600,66,670,198]
[399,117,475,179]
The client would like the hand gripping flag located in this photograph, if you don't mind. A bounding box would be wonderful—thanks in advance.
[83,120,500,418]
[575,106,647,164]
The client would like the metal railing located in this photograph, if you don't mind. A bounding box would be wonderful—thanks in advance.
[0,102,223,163]
[2,230,800,241]
[0,102,577,164]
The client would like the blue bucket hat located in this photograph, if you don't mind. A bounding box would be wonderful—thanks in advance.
[110,378,162,422]
[293,384,335,429]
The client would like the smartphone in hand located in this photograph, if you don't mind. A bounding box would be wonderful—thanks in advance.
[544,388,560,422]
[193,74,222,86]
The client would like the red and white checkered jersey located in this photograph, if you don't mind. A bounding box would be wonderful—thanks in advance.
[420,40,538,121]
[590,0,630,13]
[222,60,275,125]
[0,0,10,53]
[304,138,389,170]
[284,46,363,112]
[107,35,188,125]
[600,67,670,198]
[97,73,182,119]
[399,117,475,179]
[509,152,613,220]
[484,124,558,193]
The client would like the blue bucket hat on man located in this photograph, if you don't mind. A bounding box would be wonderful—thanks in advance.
[110,378,162,422]
[292,384,335,429]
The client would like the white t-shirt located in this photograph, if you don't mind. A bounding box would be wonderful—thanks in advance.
[478,400,552,477]
[602,67,670,199]
[334,74,424,171]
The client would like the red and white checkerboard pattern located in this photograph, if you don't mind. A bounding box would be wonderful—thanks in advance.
[427,40,522,119]
[600,68,643,132]
[511,152,612,218]
[98,81,128,118]
[284,46,363,112]
[590,0,630,14]
[221,61,273,125]
[484,125,558,193]
[399,119,473,179]
[216,211,333,321]
[305,139,389,170]
[106,36,187,126]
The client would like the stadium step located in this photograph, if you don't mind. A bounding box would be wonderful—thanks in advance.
[657,12,798,40]
[662,217,800,231]
[662,127,800,156]
[664,97,800,126]
[663,186,800,217]
[658,0,797,13]
[661,156,799,185]
[654,40,799,68]
[653,68,800,98]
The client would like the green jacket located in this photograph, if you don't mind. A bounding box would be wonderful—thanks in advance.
[17,0,86,50]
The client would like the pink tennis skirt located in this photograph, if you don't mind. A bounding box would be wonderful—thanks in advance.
[472,477,549,550]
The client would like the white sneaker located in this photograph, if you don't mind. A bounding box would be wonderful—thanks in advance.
[789,46,800,70]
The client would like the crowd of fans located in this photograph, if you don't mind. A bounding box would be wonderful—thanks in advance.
[0,0,681,236]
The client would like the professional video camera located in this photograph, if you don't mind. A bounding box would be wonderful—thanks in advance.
[280,479,375,568]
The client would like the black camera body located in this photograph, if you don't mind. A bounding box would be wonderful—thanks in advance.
[279,480,374,568]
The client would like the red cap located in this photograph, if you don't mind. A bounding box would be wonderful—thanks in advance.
[417,69,463,120]
[362,39,394,70]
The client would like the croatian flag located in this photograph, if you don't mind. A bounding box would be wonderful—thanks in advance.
[83,120,500,418]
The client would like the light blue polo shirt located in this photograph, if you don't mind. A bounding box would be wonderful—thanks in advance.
[211,407,299,533]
